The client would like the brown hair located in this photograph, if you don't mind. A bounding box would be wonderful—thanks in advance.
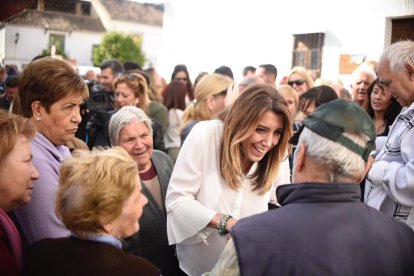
[114,72,150,112]
[0,110,36,161]
[162,80,187,111]
[18,57,88,118]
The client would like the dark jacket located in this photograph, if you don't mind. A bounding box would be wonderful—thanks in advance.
[122,151,182,276]
[232,183,414,276]
[24,237,160,276]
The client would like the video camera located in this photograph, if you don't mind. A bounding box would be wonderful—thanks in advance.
[85,80,113,111]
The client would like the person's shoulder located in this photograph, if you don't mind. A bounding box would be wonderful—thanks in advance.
[193,119,223,130]
[28,237,71,253]
[31,133,70,160]
[149,101,167,112]
[152,149,172,161]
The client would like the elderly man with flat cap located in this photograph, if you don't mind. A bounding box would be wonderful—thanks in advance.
[205,99,414,276]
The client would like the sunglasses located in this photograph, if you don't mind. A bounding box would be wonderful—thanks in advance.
[175,77,188,82]
[121,73,140,81]
[288,79,306,87]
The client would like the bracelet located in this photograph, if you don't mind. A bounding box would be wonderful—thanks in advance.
[217,214,233,236]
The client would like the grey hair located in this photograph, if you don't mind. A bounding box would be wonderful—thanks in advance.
[295,127,368,183]
[351,63,376,82]
[108,106,152,146]
[380,40,414,74]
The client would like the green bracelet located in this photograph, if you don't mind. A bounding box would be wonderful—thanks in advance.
[217,214,233,236]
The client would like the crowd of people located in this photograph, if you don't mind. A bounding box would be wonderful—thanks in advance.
[1,40,414,276]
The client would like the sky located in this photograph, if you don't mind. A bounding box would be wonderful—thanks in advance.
[137,0,286,83]
[132,0,392,86]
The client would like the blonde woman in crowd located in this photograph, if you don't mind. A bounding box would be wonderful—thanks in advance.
[115,72,168,133]
[287,66,315,96]
[90,72,167,151]
[166,84,292,275]
[278,85,299,121]
[180,73,233,143]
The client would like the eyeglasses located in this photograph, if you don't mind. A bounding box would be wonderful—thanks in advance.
[175,77,188,82]
[213,90,227,97]
[288,79,306,87]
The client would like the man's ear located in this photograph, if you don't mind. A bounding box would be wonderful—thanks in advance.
[294,143,307,172]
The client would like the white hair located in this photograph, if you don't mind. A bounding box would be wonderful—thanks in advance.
[351,63,376,82]
[294,127,368,183]
[380,40,414,74]
[108,106,152,146]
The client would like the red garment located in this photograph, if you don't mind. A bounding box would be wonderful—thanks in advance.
[0,208,22,275]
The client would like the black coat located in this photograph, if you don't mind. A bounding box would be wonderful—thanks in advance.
[24,237,160,276]
[232,183,414,276]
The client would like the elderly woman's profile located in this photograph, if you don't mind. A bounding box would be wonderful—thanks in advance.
[24,147,160,275]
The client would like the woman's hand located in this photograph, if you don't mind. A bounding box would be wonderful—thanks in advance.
[225,218,238,240]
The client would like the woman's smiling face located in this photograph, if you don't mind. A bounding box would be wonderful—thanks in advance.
[241,110,284,168]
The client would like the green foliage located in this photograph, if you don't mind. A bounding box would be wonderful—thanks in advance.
[92,31,146,67]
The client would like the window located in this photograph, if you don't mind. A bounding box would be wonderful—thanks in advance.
[391,17,414,43]
[49,33,65,54]
[292,33,324,78]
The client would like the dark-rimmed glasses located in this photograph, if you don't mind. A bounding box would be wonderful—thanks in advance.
[288,79,306,87]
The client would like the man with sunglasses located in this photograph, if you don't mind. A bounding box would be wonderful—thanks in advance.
[364,40,414,231]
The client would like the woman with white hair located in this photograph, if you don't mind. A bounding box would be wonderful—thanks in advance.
[109,106,183,275]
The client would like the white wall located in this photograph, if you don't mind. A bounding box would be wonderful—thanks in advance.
[2,25,104,69]
[65,31,103,66]
[3,26,50,68]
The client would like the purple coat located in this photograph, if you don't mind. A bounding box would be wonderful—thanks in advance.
[14,133,71,245]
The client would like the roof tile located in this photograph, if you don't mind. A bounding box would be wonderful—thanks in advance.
[1,9,106,33]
